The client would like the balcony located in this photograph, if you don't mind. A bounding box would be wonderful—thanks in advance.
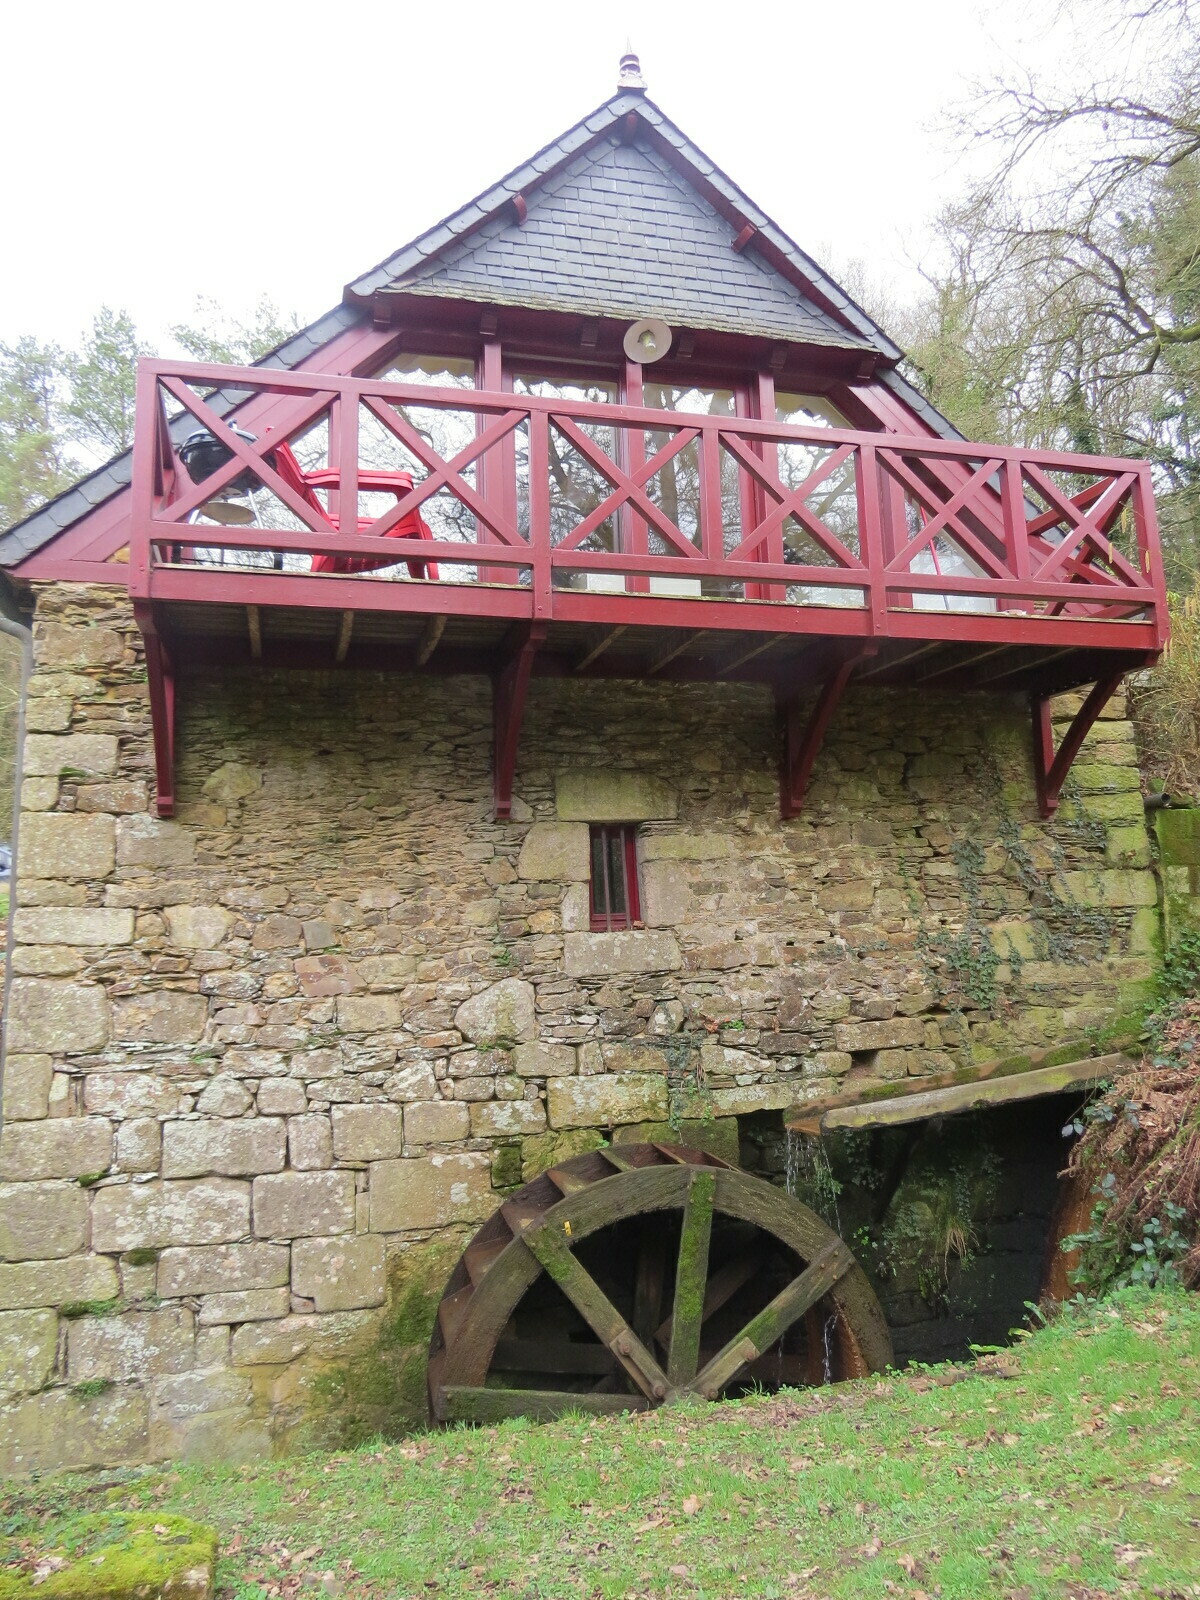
[129,360,1168,820]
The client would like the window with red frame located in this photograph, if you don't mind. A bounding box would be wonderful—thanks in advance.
[589,825,642,930]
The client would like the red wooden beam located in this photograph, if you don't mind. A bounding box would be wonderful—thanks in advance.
[133,603,177,818]
[493,623,547,819]
[778,645,876,820]
[1031,667,1130,817]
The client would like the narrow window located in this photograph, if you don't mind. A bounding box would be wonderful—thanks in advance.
[589,825,642,931]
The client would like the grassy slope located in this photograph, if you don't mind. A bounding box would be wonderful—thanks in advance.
[3,1292,1198,1600]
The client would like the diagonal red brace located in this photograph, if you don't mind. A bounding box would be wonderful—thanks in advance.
[493,623,547,819]
[778,645,876,820]
[134,602,177,819]
[1031,668,1127,818]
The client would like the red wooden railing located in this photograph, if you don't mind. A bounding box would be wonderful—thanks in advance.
[129,360,1168,654]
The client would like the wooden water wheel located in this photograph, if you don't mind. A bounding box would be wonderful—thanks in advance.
[428,1142,892,1424]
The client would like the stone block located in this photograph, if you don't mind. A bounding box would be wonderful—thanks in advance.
[563,931,682,978]
[23,733,118,779]
[256,1078,307,1116]
[404,1100,470,1144]
[469,1099,547,1136]
[68,1307,194,1383]
[640,861,691,927]
[833,1017,926,1053]
[1060,869,1158,909]
[818,880,875,913]
[640,832,731,861]
[75,779,148,814]
[546,1074,670,1129]
[0,1253,118,1311]
[555,769,678,822]
[252,1170,355,1239]
[11,945,84,977]
[335,993,406,1032]
[600,1040,671,1074]
[385,1062,440,1101]
[164,905,235,949]
[0,1117,113,1181]
[91,1178,251,1253]
[2,1054,52,1121]
[1070,763,1141,794]
[162,1118,287,1179]
[291,1234,386,1312]
[288,1114,333,1169]
[294,953,361,996]
[707,1082,796,1115]
[229,1314,313,1366]
[0,1309,58,1400]
[158,1242,290,1297]
[251,914,304,952]
[512,1041,577,1078]
[202,761,261,804]
[1105,826,1153,869]
[21,776,59,811]
[355,954,417,989]
[302,920,336,952]
[197,1287,291,1325]
[516,822,590,883]
[35,621,124,670]
[24,698,72,733]
[331,1102,405,1161]
[116,1117,162,1173]
[113,990,208,1044]
[454,978,537,1045]
[195,1076,254,1116]
[13,906,133,946]
[989,920,1043,960]
[84,1071,179,1117]
[5,979,110,1054]
[115,814,196,867]
[0,1384,149,1475]
[614,1117,741,1165]
[0,1181,87,1260]
[369,1153,494,1231]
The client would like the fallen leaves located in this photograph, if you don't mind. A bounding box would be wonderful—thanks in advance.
[680,1495,701,1517]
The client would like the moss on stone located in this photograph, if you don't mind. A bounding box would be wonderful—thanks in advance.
[490,1143,523,1192]
[614,1117,740,1165]
[0,1513,216,1600]
[300,1232,469,1445]
[520,1128,605,1182]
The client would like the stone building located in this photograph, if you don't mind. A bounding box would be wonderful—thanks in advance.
[0,62,1167,1470]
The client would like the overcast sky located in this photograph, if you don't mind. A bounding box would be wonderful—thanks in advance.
[0,0,1152,352]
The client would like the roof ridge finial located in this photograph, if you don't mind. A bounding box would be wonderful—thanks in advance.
[617,44,646,94]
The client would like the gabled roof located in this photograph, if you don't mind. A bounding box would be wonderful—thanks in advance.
[350,89,895,359]
[1,81,957,570]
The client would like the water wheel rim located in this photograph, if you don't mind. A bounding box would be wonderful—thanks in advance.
[430,1146,892,1421]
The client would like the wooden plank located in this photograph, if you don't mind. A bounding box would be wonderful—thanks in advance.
[492,1340,614,1376]
[647,630,708,675]
[820,1053,1131,1132]
[784,1038,1135,1131]
[667,1169,715,1386]
[575,625,627,672]
[656,1250,763,1347]
[693,1240,853,1397]
[247,604,262,661]
[334,609,354,664]
[438,1386,648,1424]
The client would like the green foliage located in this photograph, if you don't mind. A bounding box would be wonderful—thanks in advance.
[1064,1183,1191,1291]
[1134,594,1200,794]
[1158,924,1200,1003]
[60,309,148,458]
[170,295,300,367]
[0,1512,216,1600]
[2,1292,1198,1599]
[0,338,71,527]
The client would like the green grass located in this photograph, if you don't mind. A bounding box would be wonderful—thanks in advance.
[2,1291,1198,1599]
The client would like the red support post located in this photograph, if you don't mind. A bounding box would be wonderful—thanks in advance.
[134,602,177,819]
[778,645,876,820]
[493,622,547,819]
[1030,668,1128,818]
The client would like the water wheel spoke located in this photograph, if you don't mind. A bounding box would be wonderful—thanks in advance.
[692,1238,854,1398]
[667,1168,716,1386]
[522,1219,670,1402]
[632,1227,669,1349]
[656,1248,764,1347]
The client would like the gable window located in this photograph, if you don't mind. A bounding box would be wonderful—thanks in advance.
[589,825,642,931]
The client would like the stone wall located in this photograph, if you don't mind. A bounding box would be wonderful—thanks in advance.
[0,582,1159,1470]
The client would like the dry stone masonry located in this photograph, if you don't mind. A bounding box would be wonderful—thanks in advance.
[0,583,1159,1470]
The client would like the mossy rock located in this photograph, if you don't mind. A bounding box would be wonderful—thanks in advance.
[0,1514,216,1600]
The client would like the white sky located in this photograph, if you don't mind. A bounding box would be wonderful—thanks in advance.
[0,0,1152,352]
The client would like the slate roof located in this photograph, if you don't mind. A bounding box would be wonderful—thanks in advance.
[386,138,872,349]
[1,85,959,568]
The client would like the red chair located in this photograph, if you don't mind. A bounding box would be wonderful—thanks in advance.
[270,441,439,580]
